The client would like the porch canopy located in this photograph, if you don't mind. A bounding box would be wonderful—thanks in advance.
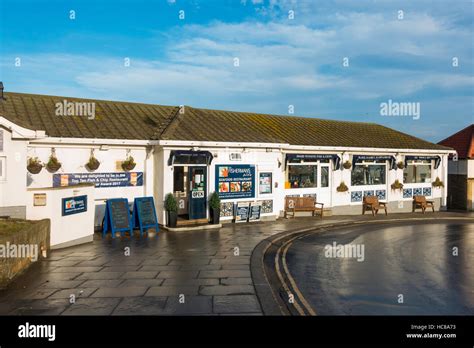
[352,155,397,170]
[168,150,213,166]
[404,155,441,169]
[285,153,341,170]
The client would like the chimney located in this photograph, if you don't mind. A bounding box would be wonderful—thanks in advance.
[0,82,4,100]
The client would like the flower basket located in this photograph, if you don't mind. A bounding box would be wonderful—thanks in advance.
[27,157,43,174]
[396,161,405,170]
[342,161,352,170]
[121,156,136,171]
[46,155,62,173]
[336,182,349,192]
[86,156,100,171]
[432,177,444,188]
[391,179,404,191]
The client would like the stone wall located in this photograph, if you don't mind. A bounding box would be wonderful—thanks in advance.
[0,219,50,289]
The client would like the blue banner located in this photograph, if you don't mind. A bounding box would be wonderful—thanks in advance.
[216,165,255,199]
[62,195,87,216]
[53,172,143,188]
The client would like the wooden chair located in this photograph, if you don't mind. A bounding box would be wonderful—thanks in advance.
[284,196,324,219]
[362,196,387,216]
[412,195,435,213]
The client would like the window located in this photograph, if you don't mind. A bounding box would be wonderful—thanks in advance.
[321,166,329,187]
[404,160,431,183]
[0,157,5,181]
[259,172,272,194]
[351,162,386,186]
[287,165,318,188]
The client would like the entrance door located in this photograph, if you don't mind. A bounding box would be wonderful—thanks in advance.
[188,166,207,219]
[317,164,331,206]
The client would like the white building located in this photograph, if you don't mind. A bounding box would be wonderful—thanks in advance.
[0,91,454,228]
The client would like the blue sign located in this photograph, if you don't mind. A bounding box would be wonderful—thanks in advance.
[132,197,159,237]
[216,165,255,200]
[102,198,133,238]
[53,172,143,188]
[62,195,87,216]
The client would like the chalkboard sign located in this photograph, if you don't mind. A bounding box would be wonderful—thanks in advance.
[132,197,159,236]
[103,198,133,238]
[248,202,262,222]
[234,202,250,223]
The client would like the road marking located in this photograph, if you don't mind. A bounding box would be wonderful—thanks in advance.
[281,238,317,315]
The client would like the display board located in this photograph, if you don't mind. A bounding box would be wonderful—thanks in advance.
[248,202,262,222]
[132,197,159,236]
[103,198,133,238]
[62,195,87,216]
[234,202,250,223]
[216,165,255,200]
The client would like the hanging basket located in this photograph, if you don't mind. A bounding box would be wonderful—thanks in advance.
[46,157,62,173]
[396,161,405,170]
[121,156,136,171]
[391,180,404,191]
[86,156,100,171]
[342,161,352,170]
[27,158,43,174]
[432,177,444,188]
[336,182,349,192]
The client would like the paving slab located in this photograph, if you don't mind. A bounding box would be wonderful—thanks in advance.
[112,297,168,315]
[61,298,121,315]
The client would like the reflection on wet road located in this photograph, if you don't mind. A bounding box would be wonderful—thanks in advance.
[286,222,474,315]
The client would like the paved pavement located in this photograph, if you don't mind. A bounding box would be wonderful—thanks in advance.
[0,212,472,315]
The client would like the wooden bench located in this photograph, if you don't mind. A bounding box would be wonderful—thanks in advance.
[284,196,324,219]
[362,196,387,216]
[412,195,434,213]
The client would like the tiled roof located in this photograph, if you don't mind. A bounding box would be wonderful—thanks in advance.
[438,124,474,159]
[159,106,450,150]
[0,92,178,140]
[0,92,451,151]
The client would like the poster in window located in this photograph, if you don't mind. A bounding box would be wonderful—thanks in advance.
[259,172,272,194]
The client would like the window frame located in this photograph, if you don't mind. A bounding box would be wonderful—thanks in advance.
[0,156,6,181]
[350,161,387,186]
[286,160,330,189]
[403,160,432,184]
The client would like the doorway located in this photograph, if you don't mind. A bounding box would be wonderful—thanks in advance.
[173,165,208,221]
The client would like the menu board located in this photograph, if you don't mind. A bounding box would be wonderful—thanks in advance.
[248,202,262,222]
[216,165,255,200]
[102,198,133,238]
[234,202,250,223]
[133,197,159,235]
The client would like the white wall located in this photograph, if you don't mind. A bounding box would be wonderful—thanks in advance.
[26,185,95,249]
[0,127,28,212]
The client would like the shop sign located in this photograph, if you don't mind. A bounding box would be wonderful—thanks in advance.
[216,165,255,199]
[53,172,143,188]
[62,195,87,216]
[234,202,250,223]
[404,155,441,169]
[353,155,396,170]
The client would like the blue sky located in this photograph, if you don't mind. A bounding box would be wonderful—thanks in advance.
[0,0,473,142]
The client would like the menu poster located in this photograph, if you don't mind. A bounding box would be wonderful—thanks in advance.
[249,202,262,221]
[248,202,262,222]
[234,202,250,223]
[259,172,272,194]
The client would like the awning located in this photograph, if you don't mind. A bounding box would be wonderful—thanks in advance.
[404,155,441,169]
[352,155,397,170]
[167,150,213,166]
[285,153,341,170]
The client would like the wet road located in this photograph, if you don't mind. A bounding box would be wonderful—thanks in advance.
[286,221,474,315]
